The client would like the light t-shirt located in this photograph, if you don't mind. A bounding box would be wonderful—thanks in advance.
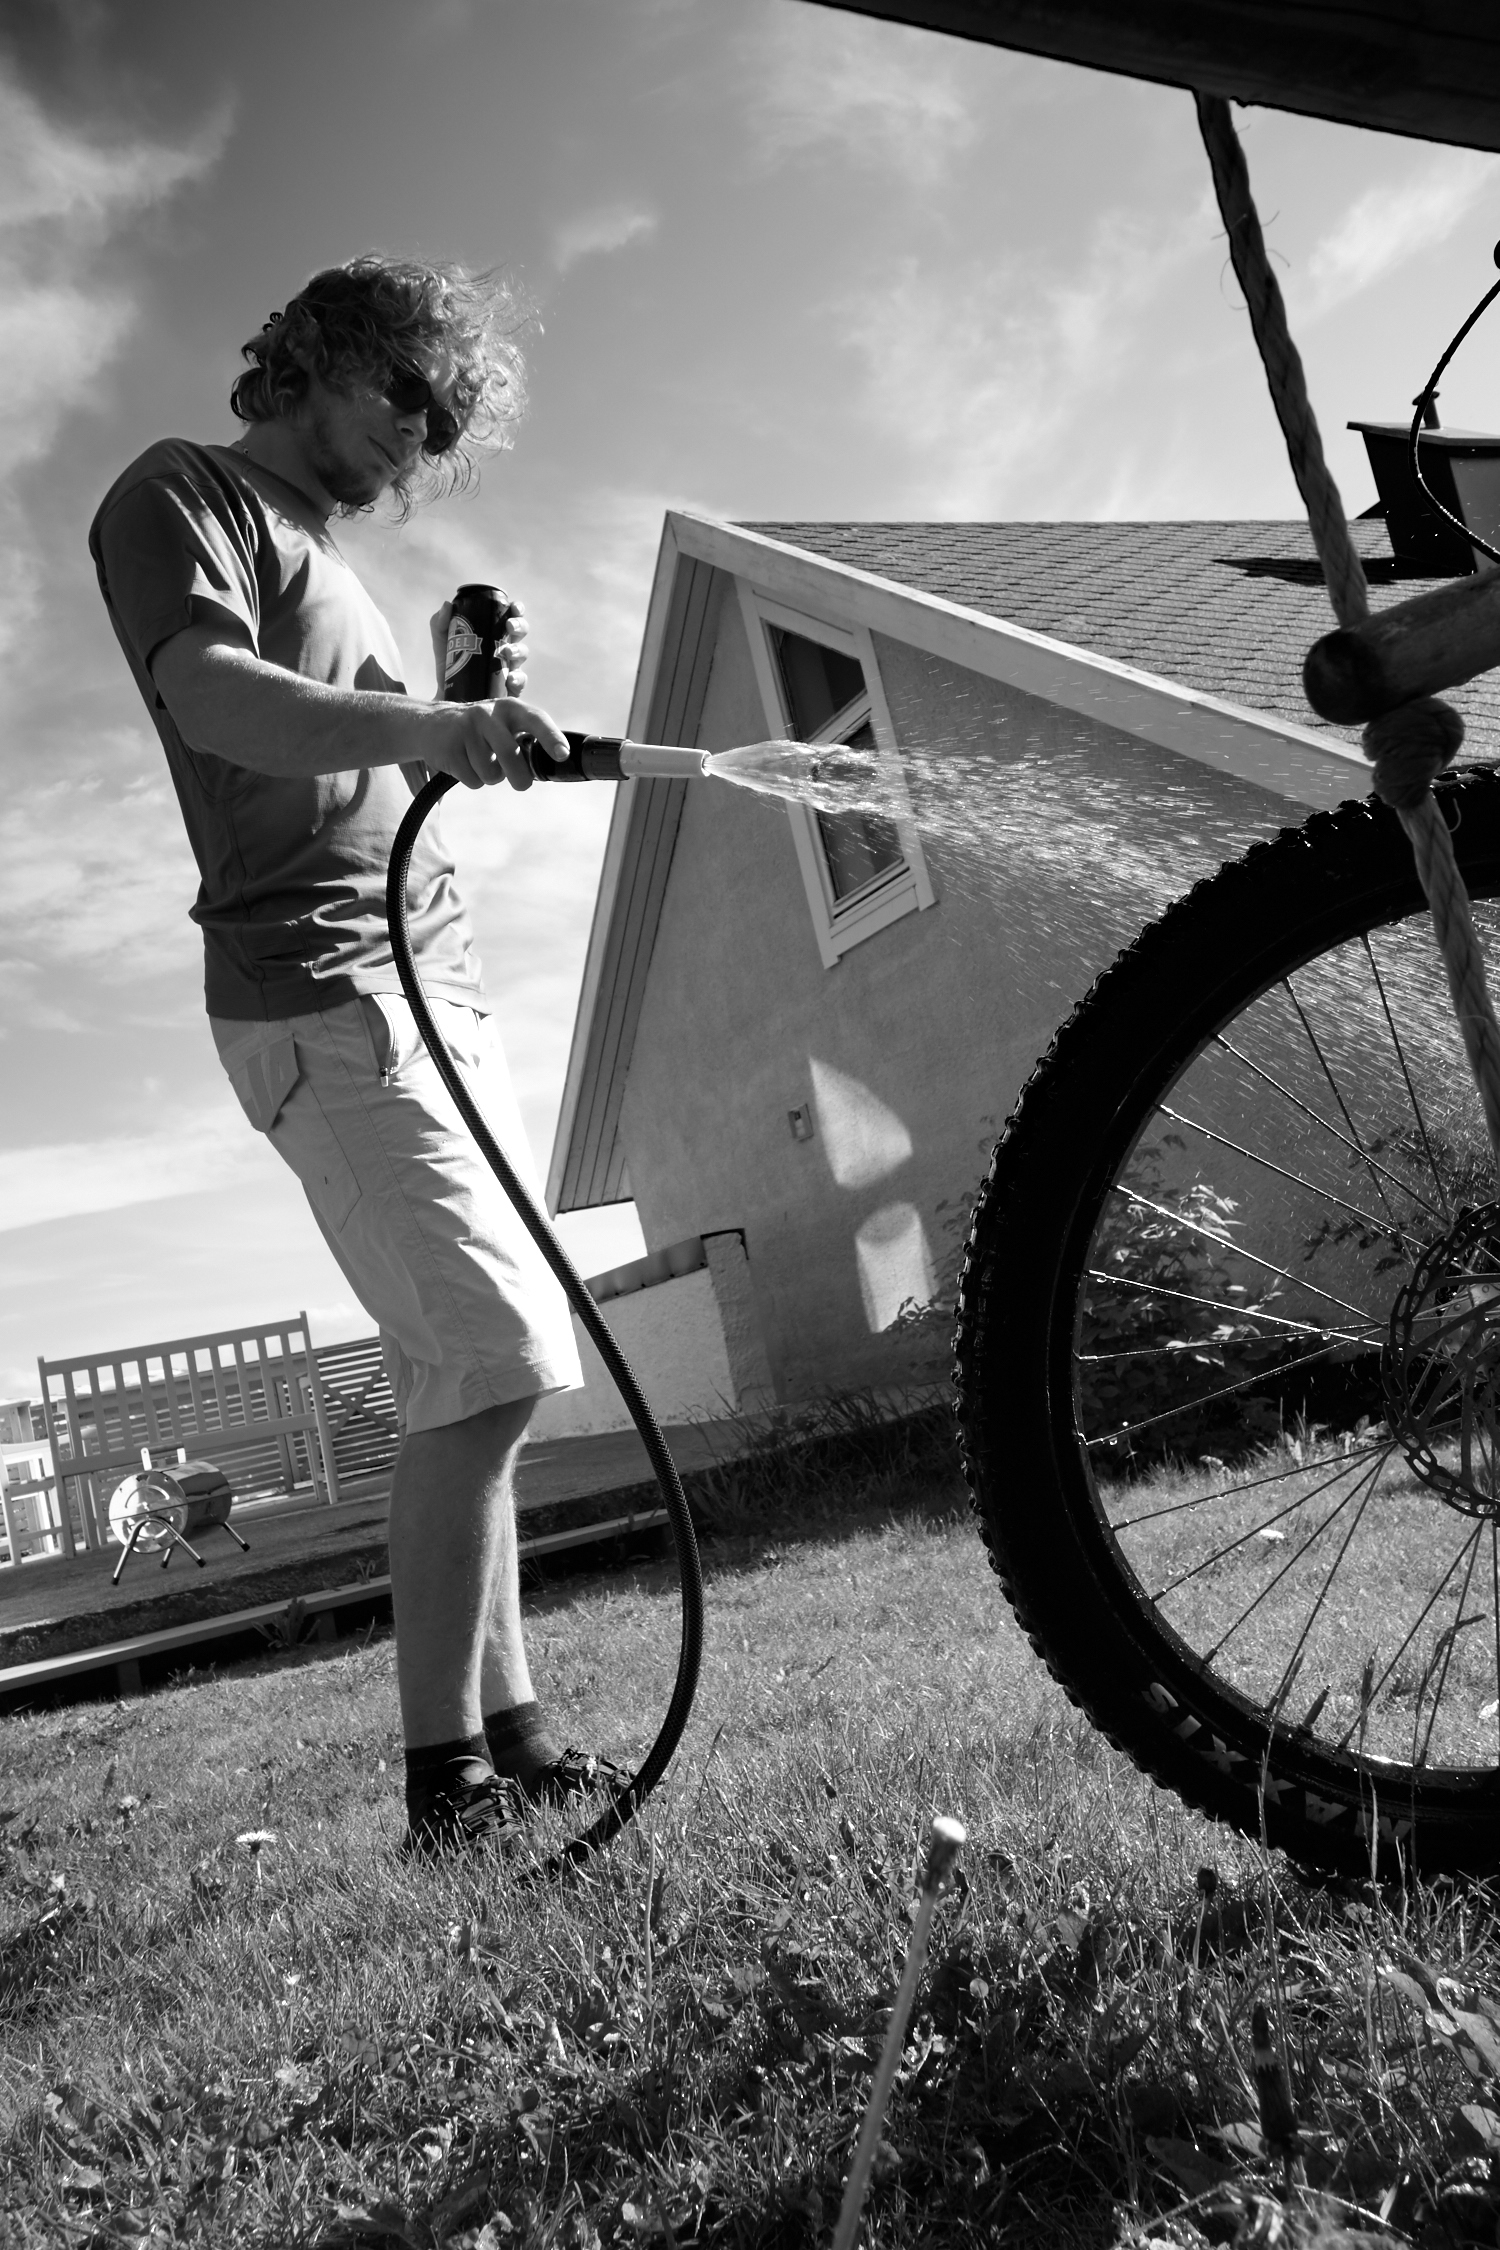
[88,437,485,1021]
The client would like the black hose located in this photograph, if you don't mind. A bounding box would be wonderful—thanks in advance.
[386,772,705,1870]
[1407,253,1500,569]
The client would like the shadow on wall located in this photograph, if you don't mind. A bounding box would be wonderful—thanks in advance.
[808,1057,941,1336]
[855,1200,937,1332]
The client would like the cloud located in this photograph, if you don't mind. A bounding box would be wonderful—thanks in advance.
[552,203,658,274]
[0,1103,268,1234]
[0,74,232,469]
[0,72,231,661]
[1298,148,1500,318]
[744,0,979,188]
[836,201,1206,515]
[0,754,204,1004]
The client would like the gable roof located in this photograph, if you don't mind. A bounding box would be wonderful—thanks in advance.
[740,518,1500,757]
[547,510,1497,1213]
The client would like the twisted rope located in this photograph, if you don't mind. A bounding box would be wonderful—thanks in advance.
[1195,92,1500,1169]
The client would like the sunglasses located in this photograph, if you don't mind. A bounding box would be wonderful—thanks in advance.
[380,363,460,455]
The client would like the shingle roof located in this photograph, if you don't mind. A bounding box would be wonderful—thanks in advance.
[738,519,1500,760]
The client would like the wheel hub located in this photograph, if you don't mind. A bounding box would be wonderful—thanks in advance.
[1384,1201,1500,1519]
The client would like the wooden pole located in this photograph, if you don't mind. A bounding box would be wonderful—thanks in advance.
[1303,568,1500,723]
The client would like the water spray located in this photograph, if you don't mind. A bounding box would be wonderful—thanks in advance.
[521,729,898,817]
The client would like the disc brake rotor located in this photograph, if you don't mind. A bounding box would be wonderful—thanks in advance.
[1384,1201,1500,1518]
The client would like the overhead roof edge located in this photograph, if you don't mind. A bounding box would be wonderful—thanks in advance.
[808,1,1500,154]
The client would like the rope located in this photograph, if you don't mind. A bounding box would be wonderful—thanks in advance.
[1193,94,1368,632]
[1195,92,1500,1170]
[1396,793,1500,1161]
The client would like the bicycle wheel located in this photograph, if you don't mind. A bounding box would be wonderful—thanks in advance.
[954,768,1500,1879]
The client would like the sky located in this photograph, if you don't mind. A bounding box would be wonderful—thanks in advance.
[2,0,1500,1401]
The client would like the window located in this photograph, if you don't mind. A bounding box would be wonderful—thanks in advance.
[738,588,935,967]
[769,626,865,738]
[814,721,904,903]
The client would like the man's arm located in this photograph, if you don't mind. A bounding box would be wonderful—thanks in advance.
[150,623,566,791]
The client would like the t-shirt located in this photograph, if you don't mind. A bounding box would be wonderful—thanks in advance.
[88,437,486,1021]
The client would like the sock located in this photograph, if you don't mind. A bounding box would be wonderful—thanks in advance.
[483,1700,563,1787]
[404,1732,492,1816]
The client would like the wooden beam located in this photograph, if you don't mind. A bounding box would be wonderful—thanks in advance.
[809,2,1500,154]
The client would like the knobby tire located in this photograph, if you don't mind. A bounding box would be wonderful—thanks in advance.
[955,770,1500,1880]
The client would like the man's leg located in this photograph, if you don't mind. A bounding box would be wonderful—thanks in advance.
[387,1396,535,1747]
[478,1481,532,1721]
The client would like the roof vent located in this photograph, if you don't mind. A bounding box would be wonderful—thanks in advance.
[1350,411,1500,575]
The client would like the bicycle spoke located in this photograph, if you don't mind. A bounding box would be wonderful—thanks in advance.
[1109,1437,1393,1531]
[1080,1338,1376,1363]
[1334,1535,1481,1748]
[1081,1344,1251,1363]
[1158,1103,1410,1244]
[1087,1334,1352,1450]
[1147,1455,1374,1606]
[1158,1475,1371,1642]
[1142,1449,1376,1593]
[1104,1186,1382,1324]
[1278,976,1410,1242]
[1416,1533,1483,1769]
[1084,1268,1376,1346]
[1213,1034,1443,1219]
[1361,934,1451,1221]
[1260,1455,1387,1702]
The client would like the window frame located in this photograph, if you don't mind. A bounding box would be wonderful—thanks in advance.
[735,582,935,968]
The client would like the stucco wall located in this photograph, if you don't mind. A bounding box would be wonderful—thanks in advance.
[531,1269,733,1439]
[530,1232,774,1439]
[617,597,1310,1402]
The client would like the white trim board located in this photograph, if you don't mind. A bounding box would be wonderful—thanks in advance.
[548,518,686,1206]
[735,579,935,968]
[673,510,1369,813]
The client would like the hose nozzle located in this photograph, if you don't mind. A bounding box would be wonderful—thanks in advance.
[526,734,712,783]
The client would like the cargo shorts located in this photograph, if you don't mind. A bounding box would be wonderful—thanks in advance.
[211,994,582,1434]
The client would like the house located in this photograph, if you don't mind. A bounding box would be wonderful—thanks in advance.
[542,472,1500,1415]
[0,1399,57,1564]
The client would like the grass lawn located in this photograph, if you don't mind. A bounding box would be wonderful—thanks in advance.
[4,1423,1500,2247]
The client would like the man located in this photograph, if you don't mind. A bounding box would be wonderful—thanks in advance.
[89,255,607,1856]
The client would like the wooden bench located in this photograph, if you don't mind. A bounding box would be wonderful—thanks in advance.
[314,1334,403,1494]
[36,1314,341,1560]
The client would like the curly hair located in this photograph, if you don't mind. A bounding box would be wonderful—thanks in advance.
[230,255,530,513]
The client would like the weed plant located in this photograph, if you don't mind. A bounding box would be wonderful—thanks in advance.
[3,1438,1500,2247]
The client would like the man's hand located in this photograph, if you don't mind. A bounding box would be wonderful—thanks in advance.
[429,599,529,698]
[426,696,570,792]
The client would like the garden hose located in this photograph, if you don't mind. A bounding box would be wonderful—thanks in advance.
[386,773,704,1871]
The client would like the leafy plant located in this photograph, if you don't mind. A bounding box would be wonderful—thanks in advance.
[1302,1119,1495,1275]
[254,1596,313,1651]
[1079,1140,1293,1469]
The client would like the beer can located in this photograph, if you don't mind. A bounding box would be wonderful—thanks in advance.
[443,583,517,703]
